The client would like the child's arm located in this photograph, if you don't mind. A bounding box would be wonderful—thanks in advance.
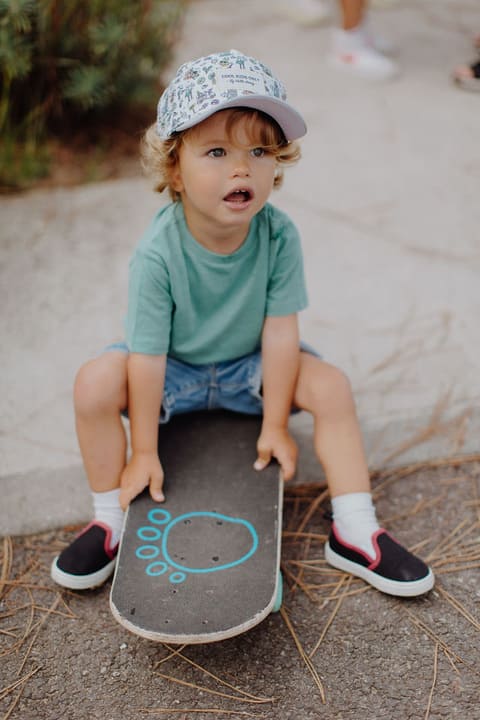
[119,353,166,510]
[255,314,300,481]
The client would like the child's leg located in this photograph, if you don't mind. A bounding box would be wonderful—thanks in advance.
[293,352,434,597]
[51,351,129,590]
[294,353,370,496]
[294,353,379,551]
[74,351,129,493]
[339,0,366,31]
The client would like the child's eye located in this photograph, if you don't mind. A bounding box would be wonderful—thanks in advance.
[207,148,226,157]
[251,147,265,158]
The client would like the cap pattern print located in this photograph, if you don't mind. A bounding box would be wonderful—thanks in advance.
[156,49,306,141]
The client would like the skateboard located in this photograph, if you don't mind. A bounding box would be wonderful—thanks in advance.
[110,410,283,644]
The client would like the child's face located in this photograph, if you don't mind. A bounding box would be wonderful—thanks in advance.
[171,110,278,249]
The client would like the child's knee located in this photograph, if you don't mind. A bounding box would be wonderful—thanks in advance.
[316,364,353,410]
[329,366,355,413]
[74,354,127,416]
[299,357,355,416]
[74,361,105,416]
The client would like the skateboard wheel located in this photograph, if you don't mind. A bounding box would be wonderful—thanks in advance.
[272,571,283,612]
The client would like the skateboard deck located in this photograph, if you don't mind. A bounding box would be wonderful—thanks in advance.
[110,410,283,644]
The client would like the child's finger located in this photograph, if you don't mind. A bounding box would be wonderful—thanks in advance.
[119,484,137,511]
[280,456,296,482]
[119,471,149,510]
[254,450,271,471]
[150,470,165,502]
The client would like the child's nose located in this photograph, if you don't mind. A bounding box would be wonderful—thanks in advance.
[230,153,250,177]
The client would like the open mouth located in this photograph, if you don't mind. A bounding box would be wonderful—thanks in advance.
[223,189,253,204]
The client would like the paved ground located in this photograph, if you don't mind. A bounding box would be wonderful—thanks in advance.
[1,0,480,718]
[1,0,479,534]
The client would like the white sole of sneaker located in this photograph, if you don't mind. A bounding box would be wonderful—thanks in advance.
[50,556,117,591]
[324,542,435,597]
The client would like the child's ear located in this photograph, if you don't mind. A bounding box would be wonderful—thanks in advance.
[170,165,184,193]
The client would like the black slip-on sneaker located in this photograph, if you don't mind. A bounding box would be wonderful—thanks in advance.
[325,524,434,597]
[51,521,118,590]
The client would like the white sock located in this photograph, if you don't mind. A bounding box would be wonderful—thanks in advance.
[92,489,125,548]
[331,492,380,559]
[333,22,394,57]
[333,25,369,54]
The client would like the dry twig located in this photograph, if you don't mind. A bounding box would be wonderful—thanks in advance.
[280,606,326,703]
[156,645,274,704]
[424,643,439,720]
[309,575,353,658]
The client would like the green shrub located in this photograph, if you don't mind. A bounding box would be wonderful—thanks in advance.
[0,0,185,189]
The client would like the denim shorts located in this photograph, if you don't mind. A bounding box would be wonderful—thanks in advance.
[105,341,319,424]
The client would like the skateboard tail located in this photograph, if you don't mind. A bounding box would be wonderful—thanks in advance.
[109,480,284,644]
[109,576,281,644]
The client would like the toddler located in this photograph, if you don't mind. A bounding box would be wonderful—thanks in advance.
[51,49,433,598]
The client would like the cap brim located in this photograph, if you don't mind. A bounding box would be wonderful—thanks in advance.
[175,95,307,141]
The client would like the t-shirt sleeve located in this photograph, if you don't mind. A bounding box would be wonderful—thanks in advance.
[265,214,309,317]
[125,248,172,355]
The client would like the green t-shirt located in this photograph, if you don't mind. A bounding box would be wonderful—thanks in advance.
[126,201,308,364]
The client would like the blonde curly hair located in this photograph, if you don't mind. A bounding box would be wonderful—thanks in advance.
[141,107,301,201]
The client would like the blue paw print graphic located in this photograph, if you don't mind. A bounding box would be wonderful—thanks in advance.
[135,508,258,584]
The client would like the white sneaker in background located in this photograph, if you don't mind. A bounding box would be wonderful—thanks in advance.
[368,32,397,57]
[279,0,331,27]
[328,27,399,80]
[362,18,397,56]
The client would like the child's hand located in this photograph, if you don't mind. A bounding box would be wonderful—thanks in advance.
[119,451,165,510]
[254,425,298,482]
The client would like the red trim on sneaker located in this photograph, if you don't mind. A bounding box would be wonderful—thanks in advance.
[331,524,401,571]
[367,529,388,571]
[331,522,378,564]
[80,521,118,559]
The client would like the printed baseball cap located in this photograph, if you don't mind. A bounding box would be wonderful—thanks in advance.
[156,49,307,141]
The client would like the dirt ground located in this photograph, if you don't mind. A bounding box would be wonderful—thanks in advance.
[1,458,480,720]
